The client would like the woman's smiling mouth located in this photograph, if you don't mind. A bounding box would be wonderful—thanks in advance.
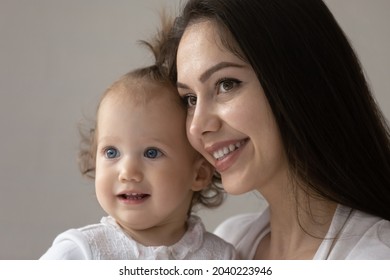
[205,139,248,173]
[212,139,248,160]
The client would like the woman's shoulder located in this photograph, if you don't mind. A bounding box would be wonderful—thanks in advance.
[345,214,390,259]
[325,206,390,259]
[214,207,270,246]
[215,213,261,232]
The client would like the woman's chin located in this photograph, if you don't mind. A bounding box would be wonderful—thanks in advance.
[221,176,253,195]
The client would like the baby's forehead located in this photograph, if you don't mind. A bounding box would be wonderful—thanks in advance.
[102,89,180,112]
[107,77,179,98]
[103,77,181,106]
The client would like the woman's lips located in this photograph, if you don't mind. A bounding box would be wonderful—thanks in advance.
[206,139,248,172]
[211,139,247,160]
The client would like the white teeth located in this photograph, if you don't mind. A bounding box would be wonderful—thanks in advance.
[212,140,245,160]
[120,193,148,200]
[122,193,141,198]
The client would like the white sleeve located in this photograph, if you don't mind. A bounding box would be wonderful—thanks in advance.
[214,213,258,245]
[39,229,93,260]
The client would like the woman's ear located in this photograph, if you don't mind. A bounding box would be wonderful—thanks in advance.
[192,157,214,191]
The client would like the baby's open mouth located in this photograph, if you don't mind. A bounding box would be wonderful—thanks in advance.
[117,193,150,200]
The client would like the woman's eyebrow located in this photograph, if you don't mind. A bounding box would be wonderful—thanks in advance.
[199,62,244,83]
[177,81,190,90]
[177,61,245,89]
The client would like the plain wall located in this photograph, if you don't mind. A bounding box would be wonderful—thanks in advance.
[0,0,389,259]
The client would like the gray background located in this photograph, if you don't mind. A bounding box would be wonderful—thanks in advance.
[0,0,389,259]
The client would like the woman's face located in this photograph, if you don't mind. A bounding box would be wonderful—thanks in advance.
[176,20,289,195]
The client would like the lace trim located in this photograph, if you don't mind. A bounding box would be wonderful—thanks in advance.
[100,215,205,259]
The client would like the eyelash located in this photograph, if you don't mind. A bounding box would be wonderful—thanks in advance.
[103,146,120,159]
[181,77,242,108]
[143,148,163,159]
[181,95,197,108]
[101,147,163,160]
[215,77,242,93]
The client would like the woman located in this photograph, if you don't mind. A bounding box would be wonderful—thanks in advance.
[161,0,390,259]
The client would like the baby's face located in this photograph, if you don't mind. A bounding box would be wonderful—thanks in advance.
[94,88,202,244]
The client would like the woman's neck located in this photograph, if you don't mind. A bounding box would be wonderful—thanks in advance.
[256,184,338,259]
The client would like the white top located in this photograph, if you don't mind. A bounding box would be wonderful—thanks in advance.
[40,215,236,260]
[214,205,390,259]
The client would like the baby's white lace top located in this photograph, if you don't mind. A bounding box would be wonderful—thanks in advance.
[40,215,236,260]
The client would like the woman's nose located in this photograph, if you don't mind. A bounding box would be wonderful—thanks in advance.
[188,100,221,139]
[118,157,143,183]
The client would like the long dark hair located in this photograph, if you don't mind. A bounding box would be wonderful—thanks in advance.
[164,0,390,220]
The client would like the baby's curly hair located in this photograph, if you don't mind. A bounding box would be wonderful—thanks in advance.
[78,12,225,213]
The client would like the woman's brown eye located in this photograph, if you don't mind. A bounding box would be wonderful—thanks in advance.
[188,96,197,106]
[217,78,241,93]
[222,80,234,91]
[182,95,197,107]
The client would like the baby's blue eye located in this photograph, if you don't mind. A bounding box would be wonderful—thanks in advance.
[104,147,120,159]
[144,148,162,159]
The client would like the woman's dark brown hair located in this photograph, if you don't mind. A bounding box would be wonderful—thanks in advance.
[164,0,390,220]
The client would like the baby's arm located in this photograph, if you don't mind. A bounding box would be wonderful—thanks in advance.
[39,229,92,260]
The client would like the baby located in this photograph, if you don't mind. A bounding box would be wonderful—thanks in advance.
[40,64,236,259]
